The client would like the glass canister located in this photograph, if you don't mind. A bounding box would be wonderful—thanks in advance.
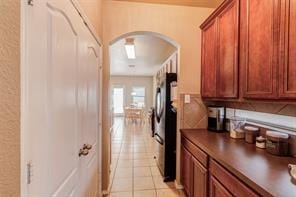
[230,116,246,139]
[244,126,260,144]
[266,131,289,156]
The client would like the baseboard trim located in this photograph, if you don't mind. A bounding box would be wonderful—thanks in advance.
[174,180,184,190]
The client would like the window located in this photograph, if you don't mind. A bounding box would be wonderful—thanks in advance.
[112,87,124,115]
[132,87,145,108]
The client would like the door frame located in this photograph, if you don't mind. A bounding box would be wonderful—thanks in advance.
[20,1,103,196]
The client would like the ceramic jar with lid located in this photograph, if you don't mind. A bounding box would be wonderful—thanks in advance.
[244,126,259,144]
[266,131,289,156]
[256,136,266,149]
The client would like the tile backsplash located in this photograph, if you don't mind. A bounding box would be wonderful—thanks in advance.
[179,94,207,129]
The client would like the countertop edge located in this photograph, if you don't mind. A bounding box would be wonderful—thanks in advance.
[180,129,276,197]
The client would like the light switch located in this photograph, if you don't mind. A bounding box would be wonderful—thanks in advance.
[184,94,191,104]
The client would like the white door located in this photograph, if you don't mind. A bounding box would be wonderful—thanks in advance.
[24,0,100,196]
[77,34,100,196]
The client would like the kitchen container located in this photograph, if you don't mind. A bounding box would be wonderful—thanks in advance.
[229,116,246,139]
[256,136,266,149]
[289,135,296,157]
[208,106,225,132]
[266,131,289,156]
[244,126,260,144]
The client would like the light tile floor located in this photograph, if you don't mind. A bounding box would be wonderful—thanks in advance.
[108,117,185,197]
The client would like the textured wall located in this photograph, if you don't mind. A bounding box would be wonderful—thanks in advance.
[0,0,21,196]
[78,0,103,37]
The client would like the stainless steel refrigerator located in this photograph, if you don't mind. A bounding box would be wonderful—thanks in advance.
[154,73,177,182]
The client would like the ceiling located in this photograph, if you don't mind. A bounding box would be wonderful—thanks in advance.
[110,35,177,76]
[113,0,223,8]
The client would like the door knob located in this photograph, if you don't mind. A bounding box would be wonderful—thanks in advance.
[79,148,89,157]
[83,144,92,150]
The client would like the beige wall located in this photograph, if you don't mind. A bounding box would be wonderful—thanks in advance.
[0,0,21,196]
[110,76,154,111]
[114,0,222,8]
[78,0,103,37]
[103,1,214,94]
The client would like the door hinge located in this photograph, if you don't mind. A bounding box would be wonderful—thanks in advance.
[27,162,33,184]
[28,0,34,6]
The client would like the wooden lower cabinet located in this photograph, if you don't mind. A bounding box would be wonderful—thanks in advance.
[192,157,208,197]
[209,175,232,197]
[181,137,259,197]
[181,145,193,197]
[181,145,208,197]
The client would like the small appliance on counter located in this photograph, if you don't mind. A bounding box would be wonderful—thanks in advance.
[208,106,225,132]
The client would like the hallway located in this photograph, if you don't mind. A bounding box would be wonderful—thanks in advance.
[109,118,184,197]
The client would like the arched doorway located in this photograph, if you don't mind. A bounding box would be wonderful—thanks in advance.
[106,31,182,195]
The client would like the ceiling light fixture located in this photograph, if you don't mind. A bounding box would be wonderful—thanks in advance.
[125,38,136,59]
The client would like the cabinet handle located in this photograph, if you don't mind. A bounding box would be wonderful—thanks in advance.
[83,144,92,150]
[79,148,89,157]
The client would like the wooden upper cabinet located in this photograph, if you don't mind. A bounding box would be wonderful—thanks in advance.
[201,19,218,98]
[217,0,239,98]
[279,0,296,98]
[201,0,239,99]
[241,0,280,99]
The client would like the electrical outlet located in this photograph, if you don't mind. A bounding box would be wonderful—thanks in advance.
[184,94,191,104]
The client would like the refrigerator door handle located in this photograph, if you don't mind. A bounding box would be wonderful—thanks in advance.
[154,133,164,145]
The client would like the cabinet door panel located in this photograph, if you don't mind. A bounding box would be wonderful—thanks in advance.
[192,157,208,197]
[210,175,232,197]
[201,20,217,98]
[217,0,239,98]
[242,0,279,98]
[279,0,296,98]
[181,145,193,196]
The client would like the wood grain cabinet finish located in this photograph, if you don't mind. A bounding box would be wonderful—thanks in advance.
[209,159,259,197]
[181,136,260,197]
[181,144,208,197]
[192,157,208,197]
[201,19,218,98]
[209,175,232,197]
[216,0,239,98]
[181,145,193,197]
[201,0,239,99]
[241,0,280,99]
[279,0,296,98]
